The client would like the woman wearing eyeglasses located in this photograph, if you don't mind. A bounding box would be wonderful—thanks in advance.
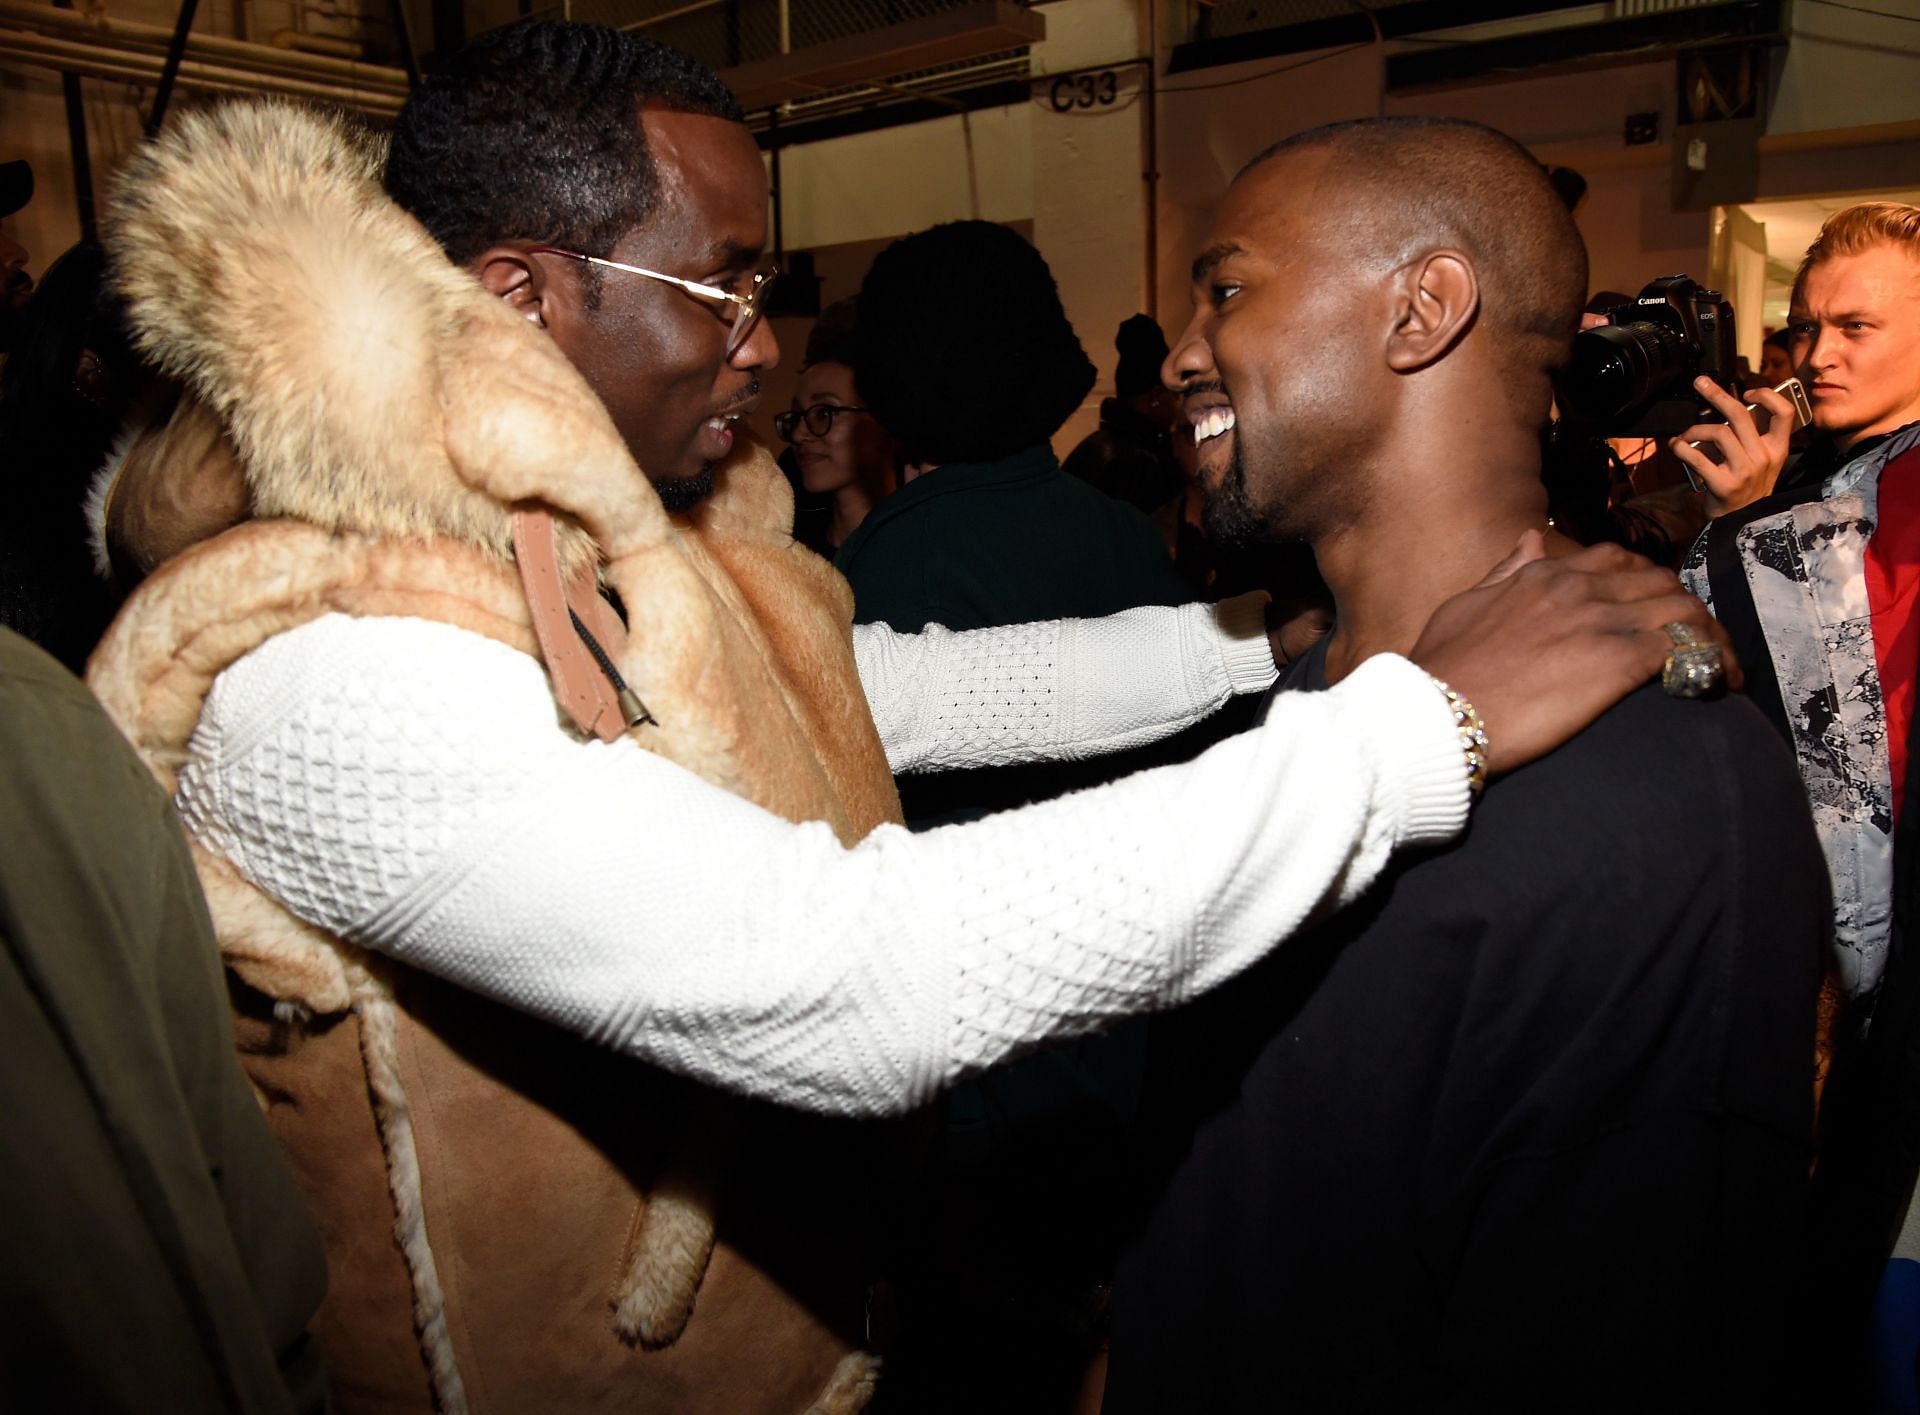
[777,298,897,559]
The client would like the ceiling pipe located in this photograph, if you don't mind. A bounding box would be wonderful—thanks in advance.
[0,27,406,105]
[748,51,1031,131]
[0,38,280,96]
[0,28,406,111]
[0,0,408,92]
[267,28,365,58]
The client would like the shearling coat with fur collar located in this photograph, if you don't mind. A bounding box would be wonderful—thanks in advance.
[86,101,903,1415]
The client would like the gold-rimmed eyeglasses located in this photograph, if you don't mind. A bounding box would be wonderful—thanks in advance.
[527,244,778,357]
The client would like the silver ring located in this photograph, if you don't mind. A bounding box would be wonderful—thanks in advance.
[1661,621,1724,699]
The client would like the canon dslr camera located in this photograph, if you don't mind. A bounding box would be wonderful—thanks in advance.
[1557,275,1738,437]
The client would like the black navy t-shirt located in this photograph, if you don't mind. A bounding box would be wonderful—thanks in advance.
[1105,646,1828,1413]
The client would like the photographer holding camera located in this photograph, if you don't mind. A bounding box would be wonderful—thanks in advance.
[1568,277,1801,520]
[1669,202,1920,1408]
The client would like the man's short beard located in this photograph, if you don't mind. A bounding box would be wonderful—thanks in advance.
[1200,440,1273,549]
[655,465,716,512]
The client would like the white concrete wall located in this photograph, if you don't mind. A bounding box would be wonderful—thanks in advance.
[769,0,1160,456]
[1024,0,1153,451]
[771,100,1033,253]
[1151,46,1717,316]
[1772,0,1920,138]
[1144,19,1920,327]
[1032,60,1152,454]
[1152,44,1383,331]
[1030,0,1142,73]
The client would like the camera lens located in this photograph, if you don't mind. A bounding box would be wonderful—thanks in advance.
[1561,321,1688,421]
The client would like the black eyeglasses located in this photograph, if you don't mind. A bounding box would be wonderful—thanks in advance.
[775,404,868,442]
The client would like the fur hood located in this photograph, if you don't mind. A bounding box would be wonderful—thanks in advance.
[90,100,893,1415]
[95,91,903,884]
[92,98,890,825]
[103,99,789,577]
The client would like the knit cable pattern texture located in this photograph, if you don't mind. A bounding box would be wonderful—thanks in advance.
[178,612,1466,1116]
[852,592,1277,773]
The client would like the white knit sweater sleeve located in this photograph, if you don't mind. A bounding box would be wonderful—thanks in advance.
[176,614,1468,1118]
[852,591,1278,774]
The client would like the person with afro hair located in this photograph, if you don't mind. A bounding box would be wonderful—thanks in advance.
[838,220,1189,665]
[840,221,1213,837]
[835,222,1203,1412]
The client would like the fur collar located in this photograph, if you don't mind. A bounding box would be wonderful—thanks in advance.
[104,100,787,576]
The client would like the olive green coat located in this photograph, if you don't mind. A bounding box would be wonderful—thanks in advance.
[0,627,327,1413]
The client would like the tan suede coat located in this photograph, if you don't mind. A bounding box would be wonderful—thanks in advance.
[86,101,903,1414]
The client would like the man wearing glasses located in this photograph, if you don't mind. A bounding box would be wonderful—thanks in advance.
[90,21,1733,1413]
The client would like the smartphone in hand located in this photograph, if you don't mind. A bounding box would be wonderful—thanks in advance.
[1680,377,1812,491]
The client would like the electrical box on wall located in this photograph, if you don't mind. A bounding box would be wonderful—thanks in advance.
[1671,44,1763,211]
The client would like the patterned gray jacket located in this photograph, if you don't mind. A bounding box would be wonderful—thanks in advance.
[1682,421,1920,1016]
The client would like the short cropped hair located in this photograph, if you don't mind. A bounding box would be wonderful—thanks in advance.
[1244,117,1588,375]
[385,21,743,267]
[1795,202,1920,290]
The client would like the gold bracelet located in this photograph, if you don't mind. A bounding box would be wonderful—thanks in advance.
[1427,676,1488,798]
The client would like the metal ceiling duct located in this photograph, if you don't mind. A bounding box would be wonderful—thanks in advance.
[0,0,409,114]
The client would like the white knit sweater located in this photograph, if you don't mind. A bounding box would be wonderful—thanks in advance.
[176,598,1469,1117]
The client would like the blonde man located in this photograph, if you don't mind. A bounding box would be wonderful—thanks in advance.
[1681,201,1920,1406]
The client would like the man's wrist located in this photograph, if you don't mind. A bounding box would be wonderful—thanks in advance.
[1332,654,1473,848]
[1206,591,1280,693]
[1425,676,1488,798]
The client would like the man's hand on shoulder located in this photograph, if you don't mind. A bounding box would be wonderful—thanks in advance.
[1267,596,1334,671]
[1410,532,1739,775]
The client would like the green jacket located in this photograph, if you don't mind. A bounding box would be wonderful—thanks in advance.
[0,628,327,1413]
[835,443,1189,635]
[835,443,1197,829]
[833,447,1198,1400]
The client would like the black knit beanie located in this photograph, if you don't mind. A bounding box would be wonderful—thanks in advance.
[854,221,1096,465]
[1114,313,1170,399]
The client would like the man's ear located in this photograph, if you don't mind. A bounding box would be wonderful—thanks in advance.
[470,245,555,330]
[1386,249,1479,373]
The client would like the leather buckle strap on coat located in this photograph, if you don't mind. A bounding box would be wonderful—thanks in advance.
[513,505,638,742]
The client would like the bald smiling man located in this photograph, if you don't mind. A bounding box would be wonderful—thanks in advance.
[1102,117,1828,1413]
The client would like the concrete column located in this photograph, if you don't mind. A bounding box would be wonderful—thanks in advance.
[1028,0,1153,457]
